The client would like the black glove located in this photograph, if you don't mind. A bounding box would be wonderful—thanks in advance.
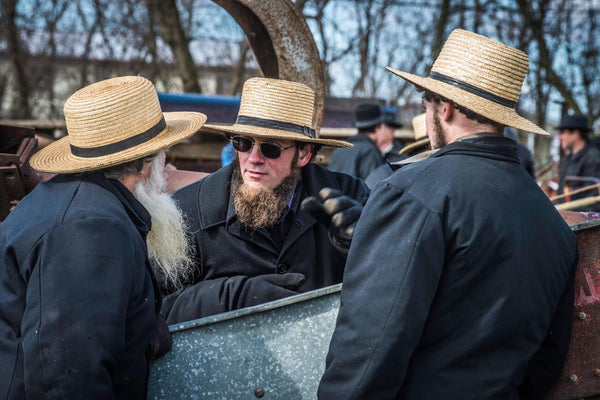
[241,273,306,307]
[251,272,306,291]
[301,187,363,252]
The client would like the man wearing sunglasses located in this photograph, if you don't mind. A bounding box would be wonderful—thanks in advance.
[161,78,369,323]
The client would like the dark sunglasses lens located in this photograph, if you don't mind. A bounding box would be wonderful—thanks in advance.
[232,137,253,152]
[260,143,282,159]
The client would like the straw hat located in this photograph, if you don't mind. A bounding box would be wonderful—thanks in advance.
[201,78,351,148]
[399,113,430,155]
[387,29,549,135]
[30,76,206,174]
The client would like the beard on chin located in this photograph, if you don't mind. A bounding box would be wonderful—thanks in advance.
[133,155,194,290]
[232,159,300,231]
[430,111,447,149]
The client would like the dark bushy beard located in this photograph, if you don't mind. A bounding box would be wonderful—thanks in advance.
[430,111,447,149]
[232,160,300,230]
[133,155,194,290]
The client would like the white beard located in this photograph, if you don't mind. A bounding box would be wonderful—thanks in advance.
[134,155,194,290]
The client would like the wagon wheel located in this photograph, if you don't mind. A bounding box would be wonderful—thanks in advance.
[213,0,325,129]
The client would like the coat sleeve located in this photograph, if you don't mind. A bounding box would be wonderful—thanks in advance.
[161,275,298,324]
[21,218,140,400]
[318,182,445,400]
[518,257,577,400]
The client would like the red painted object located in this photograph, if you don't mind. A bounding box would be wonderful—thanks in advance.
[547,218,600,399]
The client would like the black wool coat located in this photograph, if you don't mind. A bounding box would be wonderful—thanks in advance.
[0,174,160,400]
[162,163,369,323]
[328,134,385,180]
[318,136,578,400]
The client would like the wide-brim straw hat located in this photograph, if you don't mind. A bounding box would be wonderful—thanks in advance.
[387,29,549,135]
[201,78,351,148]
[30,76,206,174]
[399,113,429,155]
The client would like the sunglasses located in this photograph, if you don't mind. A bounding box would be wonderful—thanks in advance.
[231,136,295,159]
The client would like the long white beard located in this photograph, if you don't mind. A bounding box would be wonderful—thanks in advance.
[134,156,194,290]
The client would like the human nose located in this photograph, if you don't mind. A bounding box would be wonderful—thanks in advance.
[247,140,265,163]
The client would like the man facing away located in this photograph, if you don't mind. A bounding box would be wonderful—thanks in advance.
[0,76,205,399]
[556,113,600,204]
[318,29,578,400]
[161,77,369,323]
[328,103,391,180]
[365,112,430,188]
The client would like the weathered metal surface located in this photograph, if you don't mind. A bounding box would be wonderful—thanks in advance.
[547,218,600,400]
[212,0,325,129]
[148,284,341,399]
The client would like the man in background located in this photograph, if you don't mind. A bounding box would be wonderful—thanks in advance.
[556,113,600,204]
[328,103,389,180]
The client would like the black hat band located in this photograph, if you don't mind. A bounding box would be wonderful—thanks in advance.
[236,115,316,139]
[70,118,167,158]
[430,72,517,109]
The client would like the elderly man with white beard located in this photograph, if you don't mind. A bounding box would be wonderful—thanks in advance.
[0,76,205,400]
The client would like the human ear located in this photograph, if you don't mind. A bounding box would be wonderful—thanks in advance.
[296,144,314,167]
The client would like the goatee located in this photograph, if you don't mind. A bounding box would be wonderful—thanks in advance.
[232,160,300,230]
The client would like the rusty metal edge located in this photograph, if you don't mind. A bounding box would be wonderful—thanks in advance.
[570,218,600,233]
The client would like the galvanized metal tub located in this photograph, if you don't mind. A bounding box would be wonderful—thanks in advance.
[148,284,341,399]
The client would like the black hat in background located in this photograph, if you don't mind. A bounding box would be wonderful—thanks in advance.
[383,107,403,129]
[355,103,385,129]
[556,114,593,133]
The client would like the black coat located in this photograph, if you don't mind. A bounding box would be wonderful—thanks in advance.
[0,174,160,400]
[328,134,385,180]
[558,142,600,204]
[318,136,578,400]
[162,163,369,323]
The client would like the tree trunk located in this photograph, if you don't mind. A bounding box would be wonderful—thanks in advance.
[145,0,201,93]
[431,0,451,63]
[3,0,31,118]
[515,0,581,114]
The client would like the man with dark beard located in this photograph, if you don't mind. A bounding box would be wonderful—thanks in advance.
[0,76,205,400]
[318,30,578,400]
[161,77,369,323]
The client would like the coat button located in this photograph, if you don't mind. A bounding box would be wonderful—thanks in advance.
[276,264,288,274]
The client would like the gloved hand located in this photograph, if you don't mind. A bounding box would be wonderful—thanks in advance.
[252,272,306,291]
[241,272,306,307]
[301,187,363,252]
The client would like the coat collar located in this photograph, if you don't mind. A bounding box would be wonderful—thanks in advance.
[394,133,520,166]
[85,172,152,238]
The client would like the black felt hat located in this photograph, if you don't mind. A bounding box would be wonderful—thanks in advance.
[355,103,385,129]
[556,114,593,132]
[383,109,403,128]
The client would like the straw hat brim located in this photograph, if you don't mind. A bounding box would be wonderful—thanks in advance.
[386,67,549,136]
[399,137,430,155]
[201,123,352,149]
[30,111,206,174]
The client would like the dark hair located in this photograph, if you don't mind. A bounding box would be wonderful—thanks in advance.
[420,88,504,130]
[358,125,378,135]
[297,142,321,162]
